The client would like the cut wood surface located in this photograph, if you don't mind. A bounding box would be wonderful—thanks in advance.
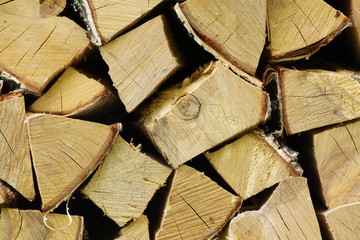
[349,0,360,63]
[73,0,164,45]
[176,0,266,76]
[100,15,184,113]
[116,215,150,240]
[311,120,360,208]
[29,67,119,117]
[0,93,35,201]
[139,61,270,168]
[264,67,360,135]
[0,208,84,240]
[156,164,242,240]
[81,136,172,227]
[268,0,350,61]
[205,129,302,200]
[0,0,65,18]
[318,201,360,240]
[27,114,120,212]
[220,177,321,240]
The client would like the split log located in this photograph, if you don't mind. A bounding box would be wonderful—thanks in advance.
[27,114,120,212]
[349,0,360,63]
[175,0,267,77]
[263,67,360,135]
[205,129,302,200]
[0,93,35,201]
[156,164,242,240]
[267,0,350,62]
[100,15,184,113]
[318,201,360,240]
[0,0,65,18]
[73,0,165,46]
[220,177,321,240]
[81,136,172,227]
[138,61,270,168]
[0,208,84,240]
[28,67,119,118]
[115,215,150,240]
[40,0,66,17]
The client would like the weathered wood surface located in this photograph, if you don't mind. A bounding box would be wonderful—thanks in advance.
[116,215,150,240]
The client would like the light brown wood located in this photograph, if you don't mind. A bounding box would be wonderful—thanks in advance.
[27,114,120,212]
[0,180,18,207]
[100,15,184,113]
[205,129,302,200]
[310,120,360,208]
[0,208,84,240]
[116,215,150,240]
[264,67,360,135]
[138,61,270,168]
[220,177,321,240]
[29,67,119,118]
[0,93,35,200]
[176,0,267,76]
[349,0,360,63]
[81,136,172,227]
[318,201,360,240]
[268,0,350,61]
[40,0,66,17]
[0,0,65,18]
[156,164,242,240]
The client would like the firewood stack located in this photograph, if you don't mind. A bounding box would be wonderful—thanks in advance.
[0,0,359,239]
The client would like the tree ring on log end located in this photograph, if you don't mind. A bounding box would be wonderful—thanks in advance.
[172,93,201,120]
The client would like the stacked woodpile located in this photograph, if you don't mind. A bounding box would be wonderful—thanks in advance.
[0,0,360,239]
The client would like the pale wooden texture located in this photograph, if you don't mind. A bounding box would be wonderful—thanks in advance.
[270,67,360,135]
[205,130,302,200]
[27,114,120,212]
[268,0,350,61]
[156,165,242,240]
[0,12,90,95]
[40,0,66,17]
[0,0,65,18]
[0,208,83,240]
[100,15,183,113]
[318,202,360,240]
[29,67,118,117]
[116,215,150,240]
[139,61,270,168]
[221,177,321,240]
[311,120,360,208]
[82,136,172,227]
[0,94,35,200]
[177,0,266,76]
[350,0,360,63]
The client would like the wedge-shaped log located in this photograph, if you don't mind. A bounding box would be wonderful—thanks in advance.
[268,0,350,62]
[115,215,150,240]
[310,120,360,208]
[138,61,270,167]
[264,67,360,135]
[0,93,35,201]
[0,208,84,240]
[81,136,172,227]
[156,165,242,240]
[175,0,266,77]
[220,177,321,240]
[100,15,184,113]
[73,0,164,45]
[318,202,360,240]
[27,114,120,212]
[205,129,302,200]
[29,67,119,118]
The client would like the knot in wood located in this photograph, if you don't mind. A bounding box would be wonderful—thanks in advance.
[172,93,201,120]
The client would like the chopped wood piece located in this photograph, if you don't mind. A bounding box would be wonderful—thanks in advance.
[82,136,172,227]
[73,0,164,45]
[138,61,270,168]
[176,0,267,77]
[29,67,119,118]
[156,165,242,240]
[0,13,90,95]
[100,15,184,113]
[220,177,321,240]
[0,208,84,240]
[349,0,360,63]
[0,93,35,200]
[27,114,121,212]
[264,67,360,135]
[318,202,360,240]
[310,120,360,208]
[205,129,302,200]
[0,0,65,18]
[116,215,150,240]
[40,0,66,17]
[267,0,350,62]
